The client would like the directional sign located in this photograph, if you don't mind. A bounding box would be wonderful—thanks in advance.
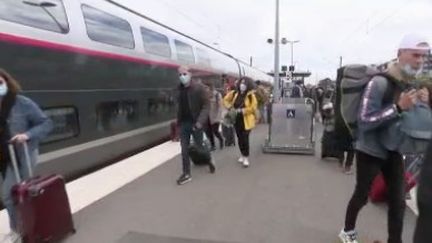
[286,109,296,119]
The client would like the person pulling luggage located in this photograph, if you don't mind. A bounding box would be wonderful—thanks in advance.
[0,69,53,242]
[176,66,215,185]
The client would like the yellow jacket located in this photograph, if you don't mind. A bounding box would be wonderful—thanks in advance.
[223,90,258,130]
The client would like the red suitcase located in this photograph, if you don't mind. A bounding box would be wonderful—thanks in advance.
[369,172,417,203]
[8,143,75,243]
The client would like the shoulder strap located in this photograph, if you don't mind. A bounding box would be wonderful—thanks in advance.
[375,73,400,103]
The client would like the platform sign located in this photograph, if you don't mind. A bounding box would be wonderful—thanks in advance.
[286,109,296,119]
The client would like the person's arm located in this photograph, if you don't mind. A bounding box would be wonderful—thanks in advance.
[195,85,210,129]
[358,77,400,131]
[12,97,53,143]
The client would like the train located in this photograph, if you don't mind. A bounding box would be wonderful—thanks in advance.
[0,0,273,181]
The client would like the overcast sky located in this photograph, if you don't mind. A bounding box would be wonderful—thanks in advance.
[117,0,432,83]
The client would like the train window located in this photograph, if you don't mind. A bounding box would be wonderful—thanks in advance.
[42,107,80,143]
[82,5,134,49]
[0,0,69,33]
[196,48,211,67]
[174,40,195,64]
[96,100,139,132]
[141,27,171,58]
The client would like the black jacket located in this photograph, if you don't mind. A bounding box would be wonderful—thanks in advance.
[414,139,432,243]
[176,81,210,127]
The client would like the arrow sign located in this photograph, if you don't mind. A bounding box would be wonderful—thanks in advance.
[286,109,296,119]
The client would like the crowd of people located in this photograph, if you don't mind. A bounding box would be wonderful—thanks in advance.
[1,34,432,243]
[173,34,432,243]
[175,65,271,185]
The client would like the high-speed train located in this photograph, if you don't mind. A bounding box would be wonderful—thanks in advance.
[0,0,273,180]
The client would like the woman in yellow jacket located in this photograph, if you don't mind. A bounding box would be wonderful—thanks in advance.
[223,78,258,167]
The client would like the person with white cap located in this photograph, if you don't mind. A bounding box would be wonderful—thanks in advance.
[338,34,430,243]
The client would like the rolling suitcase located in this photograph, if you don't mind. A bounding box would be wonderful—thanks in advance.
[9,142,75,243]
[369,155,420,203]
[222,124,235,146]
[320,130,341,159]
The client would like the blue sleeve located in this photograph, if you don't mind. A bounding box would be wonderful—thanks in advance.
[24,98,53,141]
[358,77,399,131]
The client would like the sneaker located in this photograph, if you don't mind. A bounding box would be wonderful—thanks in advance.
[176,174,192,185]
[238,156,244,163]
[2,230,21,243]
[242,158,250,168]
[208,158,216,174]
[338,229,358,243]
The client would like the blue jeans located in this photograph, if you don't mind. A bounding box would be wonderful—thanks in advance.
[2,157,35,232]
[180,122,204,175]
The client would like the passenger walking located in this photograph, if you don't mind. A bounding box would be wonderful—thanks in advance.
[290,80,304,98]
[254,80,269,124]
[339,34,430,243]
[203,81,224,151]
[176,66,215,185]
[0,69,53,243]
[223,78,258,168]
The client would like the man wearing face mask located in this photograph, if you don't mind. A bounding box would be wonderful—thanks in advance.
[176,66,214,185]
[338,34,430,243]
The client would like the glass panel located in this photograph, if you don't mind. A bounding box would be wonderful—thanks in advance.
[42,107,79,143]
[141,27,171,58]
[82,4,134,49]
[0,0,69,33]
[175,40,195,64]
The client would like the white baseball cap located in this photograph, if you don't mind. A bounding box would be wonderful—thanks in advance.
[398,33,430,51]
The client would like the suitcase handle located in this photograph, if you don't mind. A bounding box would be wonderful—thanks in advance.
[8,142,33,183]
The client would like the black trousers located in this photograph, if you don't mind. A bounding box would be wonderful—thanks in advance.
[339,150,355,167]
[205,119,223,148]
[344,151,405,243]
[234,114,250,157]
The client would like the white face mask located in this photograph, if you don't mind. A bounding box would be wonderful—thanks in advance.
[240,83,247,92]
[0,83,8,96]
[402,64,422,78]
[179,74,191,86]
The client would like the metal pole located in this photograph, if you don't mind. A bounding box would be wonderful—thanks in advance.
[291,42,294,67]
[268,0,280,143]
[273,0,280,102]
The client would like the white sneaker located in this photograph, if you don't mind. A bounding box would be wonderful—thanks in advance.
[242,157,250,168]
[238,156,244,163]
[2,230,21,243]
[338,229,358,243]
